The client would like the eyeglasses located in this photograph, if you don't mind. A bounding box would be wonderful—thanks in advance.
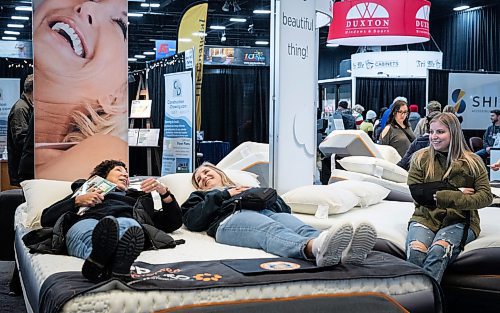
[397,111,409,115]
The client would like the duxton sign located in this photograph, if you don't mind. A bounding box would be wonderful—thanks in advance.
[351,51,442,77]
[328,0,431,46]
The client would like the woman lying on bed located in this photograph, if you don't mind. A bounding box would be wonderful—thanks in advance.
[23,160,183,282]
[182,162,377,267]
[407,113,493,283]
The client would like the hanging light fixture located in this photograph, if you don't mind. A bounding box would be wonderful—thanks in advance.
[222,0,230,12]
[233,0,242,12]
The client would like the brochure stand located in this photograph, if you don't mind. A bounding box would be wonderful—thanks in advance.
[129,76,158,175]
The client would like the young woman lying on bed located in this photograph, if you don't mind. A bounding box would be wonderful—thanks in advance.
[23,160,183,282]
[182,162,377,267]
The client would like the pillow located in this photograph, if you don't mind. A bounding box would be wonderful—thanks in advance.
[338,156,408,183]
[375,144,402,164]
[329,169,413,202]
[21,179,73,228]
[281,185,359,215]
[330,180,390,207]
[159,169,260,205]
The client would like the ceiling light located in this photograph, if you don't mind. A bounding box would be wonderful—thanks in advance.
[143,51,155,55]
[140,3,149,7]
[255,40,269,45]
[253,9,271,14]
[178,38,192,42]
[210,25,226,30]
[134,54,146,59]
[233,0,241,12]
[15,6,32,11]
[221,32,227,42]
[127,13,143,17]
[150,3,160,8]
[2,37,17,40]
[7,24,24,28]
[4,31,20,35]
[326,43,339,47]
[128,58,138,62]
[192,32,207,37]
[453,5,470,11]
[11,16,29,20]
[230,17,247,23]
[222,0,230,12]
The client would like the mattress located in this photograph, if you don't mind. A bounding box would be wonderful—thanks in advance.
[14,203,440,313]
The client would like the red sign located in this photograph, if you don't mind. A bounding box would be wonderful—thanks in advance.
[328,0,431,46]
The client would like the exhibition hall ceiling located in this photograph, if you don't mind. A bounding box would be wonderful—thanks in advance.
[0,0,496,63]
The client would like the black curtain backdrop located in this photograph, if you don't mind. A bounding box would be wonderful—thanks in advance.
[356,78,426,115]
[200,65,270,150]
[432,4,500,72]
[128,55,186,176]
[427,69,450,107]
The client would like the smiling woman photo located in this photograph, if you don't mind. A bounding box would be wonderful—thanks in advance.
[33,0,128,180]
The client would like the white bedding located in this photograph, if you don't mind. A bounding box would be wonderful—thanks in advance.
[14,202,435,313]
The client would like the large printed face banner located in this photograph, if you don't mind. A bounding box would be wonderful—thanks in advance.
[33,0,128,181]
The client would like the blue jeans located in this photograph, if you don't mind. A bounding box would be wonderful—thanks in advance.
[66,217,140,259]
[405,221,476,283]
[215,209,321,259]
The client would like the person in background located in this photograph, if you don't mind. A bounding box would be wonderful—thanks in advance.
[380,100,416,157]
[373,107,388,142]
[406,113,492,283]
[379,96,408,130]
[414,101,442,138]
[360,110,377,139]
[397,111,440,171]
[7,74,33,186]
[491,159,500,171]
[475,109,500,164]
[352,104,365,129]
[443,105,463,123]
[182,162,377,267]
[408,104,421,131]
[336,101,357,130]
[23,160,183,282]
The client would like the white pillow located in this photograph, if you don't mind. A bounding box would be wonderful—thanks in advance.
[338,156,408,183]
[330,180,390,207]
[281,185,359,215]
[375,144,402,164]
[21,179,73,228]
[329,169,413,202]
[159,170,260,205]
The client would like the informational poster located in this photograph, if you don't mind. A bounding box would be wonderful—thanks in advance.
[0,78,21,153]
[128,129,140,146]
[161,71,195,175]
[33,0,128,181]
[155,40,177,60]
[204,46,270,66]
[270,0,316,194]
[137,129,160,146]
[130,100,152,118]
[448,73,500,130]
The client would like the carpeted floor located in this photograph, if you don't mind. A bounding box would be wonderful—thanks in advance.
[0,261,27,313]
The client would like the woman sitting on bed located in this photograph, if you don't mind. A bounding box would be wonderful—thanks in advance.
[182,162,377,267]
[24,160,183,282]
[406,113,493,283]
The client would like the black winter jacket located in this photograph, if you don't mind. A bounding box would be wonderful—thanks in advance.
[397,135,430,171]
[23,179,183,255]
[181,188,291,237]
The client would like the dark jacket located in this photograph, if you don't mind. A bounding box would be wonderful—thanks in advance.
[23,179,183,255]
[397,135,430,171]
[407,149,493,236]
[182,188,291,237]
[7,93,33,186]
[483,123,500,149]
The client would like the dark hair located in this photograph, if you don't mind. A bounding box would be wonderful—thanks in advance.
[387,100,410,128]
[491,109,500,115]
[338,101,348,109]
[90,160,127,179]
[24,74,33,93]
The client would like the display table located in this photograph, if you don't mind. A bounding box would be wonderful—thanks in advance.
[198,141,230,165]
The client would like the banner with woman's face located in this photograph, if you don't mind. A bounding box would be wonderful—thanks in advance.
[33,0,128,181]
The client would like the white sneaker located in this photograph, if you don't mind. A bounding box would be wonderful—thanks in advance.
[315,223,353,267]
[343,222,377,265]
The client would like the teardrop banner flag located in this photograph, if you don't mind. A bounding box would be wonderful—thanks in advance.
[177,1,208,131]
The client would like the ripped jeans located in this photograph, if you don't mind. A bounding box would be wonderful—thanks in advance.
[405,221,476,283]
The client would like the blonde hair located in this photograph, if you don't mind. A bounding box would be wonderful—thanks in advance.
[64,83,128,142]
[413,113,483,180]
[191,162,236,190]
